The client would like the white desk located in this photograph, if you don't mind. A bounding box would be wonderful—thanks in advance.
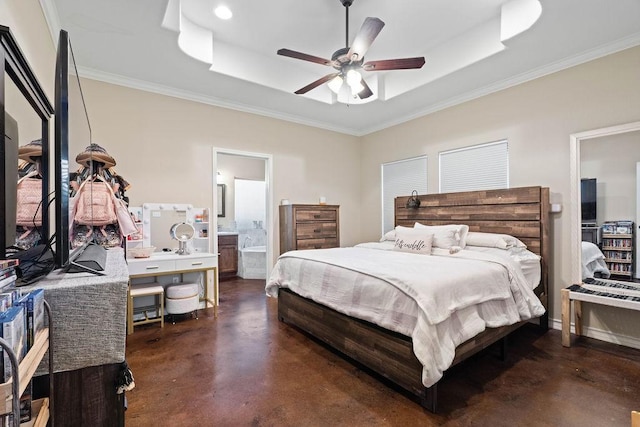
[127,252,218,332]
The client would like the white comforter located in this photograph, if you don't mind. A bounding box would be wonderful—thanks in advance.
[581,241,611,280]
[266,247,545,387]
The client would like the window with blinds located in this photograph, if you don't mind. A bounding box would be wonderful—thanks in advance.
[439,140,508,193]
[381,156,428,234]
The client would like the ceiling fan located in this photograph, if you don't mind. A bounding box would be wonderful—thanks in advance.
[277,0,425,100]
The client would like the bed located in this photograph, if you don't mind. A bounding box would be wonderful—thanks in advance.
[581,241,611,280]
[267,186,549,412]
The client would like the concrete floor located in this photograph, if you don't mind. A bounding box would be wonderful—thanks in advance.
[125,279,640,426]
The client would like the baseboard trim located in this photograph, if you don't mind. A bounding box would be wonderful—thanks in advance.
[549,318,640,350]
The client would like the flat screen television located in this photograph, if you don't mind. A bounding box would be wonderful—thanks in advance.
[581,178,597,225]
[54,29,92,268]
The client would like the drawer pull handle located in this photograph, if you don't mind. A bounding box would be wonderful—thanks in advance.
[314,229,321,233]
[191,262,203,266]
[314,245,321,249]
[146,266,160,270]
[313,214,321,219]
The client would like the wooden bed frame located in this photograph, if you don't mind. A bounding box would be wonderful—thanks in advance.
[277,186,550,412]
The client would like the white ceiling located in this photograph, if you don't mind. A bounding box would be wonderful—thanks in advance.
[41,0,640,136]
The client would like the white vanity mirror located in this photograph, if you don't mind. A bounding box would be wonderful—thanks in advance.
[170,222,195,255]
[142,203,194,253]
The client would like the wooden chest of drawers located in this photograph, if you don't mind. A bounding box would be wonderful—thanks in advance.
[279,204,340,254]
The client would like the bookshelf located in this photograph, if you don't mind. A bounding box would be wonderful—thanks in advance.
[0,301,52,426]
[601,220,634,279]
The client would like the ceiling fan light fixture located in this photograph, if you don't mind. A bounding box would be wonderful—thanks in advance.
[346,69,362,86]
[328,75,344,94]
[214,5,233,20]
[350,80,364,96]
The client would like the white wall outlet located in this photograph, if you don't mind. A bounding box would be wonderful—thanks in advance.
[172,276,179,283]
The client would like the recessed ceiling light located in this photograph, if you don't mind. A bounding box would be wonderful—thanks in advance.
[214,5,232,20]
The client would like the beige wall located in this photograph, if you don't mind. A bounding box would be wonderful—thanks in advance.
[1,0,55,145]
[76,79,362,256]
[361,46,640,344]
[5,0,640,346]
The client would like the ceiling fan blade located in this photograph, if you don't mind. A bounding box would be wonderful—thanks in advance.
[294,73,340,95]
[363,57,426,71]
[277,48,332,66]
[357,79,374,99]
[347,17,385,62]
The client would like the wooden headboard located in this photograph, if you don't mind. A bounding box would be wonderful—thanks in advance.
[395,186,550,306]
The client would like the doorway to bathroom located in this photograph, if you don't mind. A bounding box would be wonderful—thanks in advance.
[213,149,273,282]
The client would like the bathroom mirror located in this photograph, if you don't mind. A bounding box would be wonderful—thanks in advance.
[142,203,193,252]
[217,184,225,217]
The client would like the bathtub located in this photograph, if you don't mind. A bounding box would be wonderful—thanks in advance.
[238,245,266,279]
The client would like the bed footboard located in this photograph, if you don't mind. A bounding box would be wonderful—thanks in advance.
[278,288,432,406]
[278,288,538,412]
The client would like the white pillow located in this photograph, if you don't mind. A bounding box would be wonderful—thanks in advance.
[465,231,527,250]
[413,223,469,249]
[393,226,434,255]
[380,229,396,242]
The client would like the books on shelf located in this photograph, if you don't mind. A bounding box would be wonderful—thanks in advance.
[600,220,635,278]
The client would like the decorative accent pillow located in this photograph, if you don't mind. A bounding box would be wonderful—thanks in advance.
[393,226,434,255]
[413,223,469,249]
[465,231,527,249]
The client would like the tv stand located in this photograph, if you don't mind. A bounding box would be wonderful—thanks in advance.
[581,225,599,245]
[65,242,107,276]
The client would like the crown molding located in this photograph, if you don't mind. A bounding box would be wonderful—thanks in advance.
[77,66,361,136]
[362,32,640,135]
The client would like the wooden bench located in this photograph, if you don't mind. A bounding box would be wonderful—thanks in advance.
[561,280,640,347]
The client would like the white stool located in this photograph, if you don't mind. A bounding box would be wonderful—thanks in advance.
[165,282,199,324]
[128,282,164,334]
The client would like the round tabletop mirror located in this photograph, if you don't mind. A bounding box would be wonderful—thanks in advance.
[170,222,195,255]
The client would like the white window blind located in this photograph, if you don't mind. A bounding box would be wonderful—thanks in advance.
[381,156,428,234]
[439,140,508,193]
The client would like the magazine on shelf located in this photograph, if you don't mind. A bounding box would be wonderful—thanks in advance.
[0,273,17,291]
[615,220,634,234]
[0,267,15,280]
[0,259,19,270]
[602,222,616,235]
[0,305,25,382]
[14,289,44,351]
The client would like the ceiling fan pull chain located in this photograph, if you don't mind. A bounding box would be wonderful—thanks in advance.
[345,3,349,48]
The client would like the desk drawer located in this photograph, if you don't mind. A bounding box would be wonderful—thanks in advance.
[128,259,174,276]
[175,256,216,271]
